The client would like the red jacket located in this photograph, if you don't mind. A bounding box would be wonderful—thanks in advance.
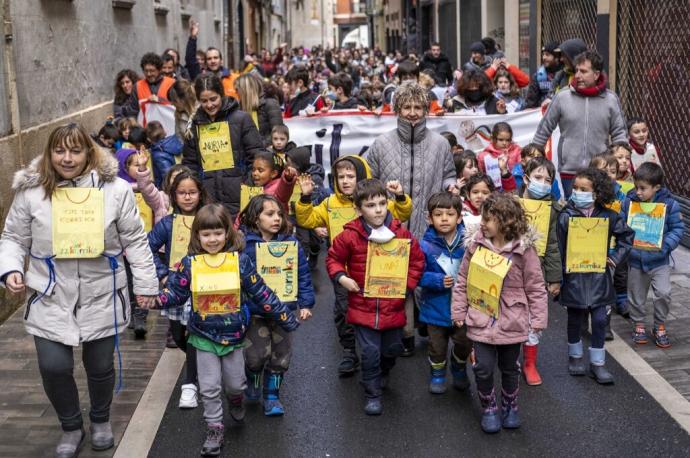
[326,216,425,330]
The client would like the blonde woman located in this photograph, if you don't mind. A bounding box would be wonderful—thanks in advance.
[171,78,198,141]
[234,73,283,145]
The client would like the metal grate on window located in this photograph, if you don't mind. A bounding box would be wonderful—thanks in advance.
[541,0,597,49]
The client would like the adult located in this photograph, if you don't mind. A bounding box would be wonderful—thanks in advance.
[419,42,454,87]
[0,124,158,457]
[532,51,628,196]
[184,19,237,98]
[523,41,562,109]
[485,56,530,88]
[448,69,507,115]
[546,38,587,103]
[122,52,176,122]
[463,41,492,72]
[113,69,139,121]
[162,47,191,81]
[161,53,177,79]
[182,74,263,216]
[234,73,283,145]
[482,36,505,62]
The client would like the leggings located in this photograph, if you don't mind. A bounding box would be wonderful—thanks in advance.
[169,320,198,385]
[567,306,607,349]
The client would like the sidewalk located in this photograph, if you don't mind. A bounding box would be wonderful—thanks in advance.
[0,310,169,457]
[610,245,690,401]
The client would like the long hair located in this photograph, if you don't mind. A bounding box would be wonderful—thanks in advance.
[234,73,262,113]
[171,79,197,118]
[114,69,140,105]
[188,203,245,255]
[193,74,223,100]
[239,194,292,236]
[494,69,520,97]
[168,169,211,214]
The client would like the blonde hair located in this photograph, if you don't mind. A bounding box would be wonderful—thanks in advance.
[418,72,435,90]
[234,73,262,113]
[393,80,429,115]
[172,79,197,118]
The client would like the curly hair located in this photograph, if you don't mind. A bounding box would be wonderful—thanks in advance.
[393,80,429,114]
[114,69,140,105]
[574,167,616,206]
[481,193,529,242]
[456,69,494,102]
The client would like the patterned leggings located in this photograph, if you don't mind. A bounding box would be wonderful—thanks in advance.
[244,315,293,373]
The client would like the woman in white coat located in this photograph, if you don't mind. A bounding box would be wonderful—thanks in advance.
[0,124,158,457]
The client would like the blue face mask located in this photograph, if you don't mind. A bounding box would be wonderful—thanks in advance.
[570,190,595,208]
[326,91,338,101]
[527,179,552,199]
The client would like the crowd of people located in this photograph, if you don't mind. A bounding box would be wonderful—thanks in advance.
[0,18,682,458]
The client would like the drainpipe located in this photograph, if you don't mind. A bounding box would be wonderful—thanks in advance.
[2,0,23,167]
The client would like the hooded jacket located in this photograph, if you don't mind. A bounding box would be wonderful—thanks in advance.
[0,152,159,346]
[548,38,588,98]
[366,118,457,240]
[182,96,264,216]
[116,148,137,183]
[451,226,548,345]
[150,135,183,188]
[420,52,454,86]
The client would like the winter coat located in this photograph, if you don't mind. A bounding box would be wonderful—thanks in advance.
[159,252,299,347]
[135,167,170,224]
[257,97,284,145]
[451,227,548,345]
[557,203,634,309]
[326,216,425,330]
[478,143,522,175]
[524,65,560,109]
[147,214,178,279]
[284,90,325,118]
[621,187,684,272]
[532,85,628,174]
[485,65,530,88]
[449,95,502,115]
[419,52,454,86]
[182,96,264,216]
[150,135,183,189]
[261,173,296,212]
[419,225,465,327]
[366,118,457,240]
[0,153,159,346]
[242,231,315,312]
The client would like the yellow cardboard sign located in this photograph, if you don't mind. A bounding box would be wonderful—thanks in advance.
[327,206,357,242]
[627,202,666,251]
[169,215,194,270]
[521,198,551,257]
[191,252,241,319]
[198,122,234,172]
[256,241,298,302]
[467,246,512,319]
[364,239,410,299]
[240,184,264,212]
[618,180,634,195]
[251,111,259,128]
[135,192,154,233]
[606,200,622,214]
[566,217,608,273]
[52,188,104,258]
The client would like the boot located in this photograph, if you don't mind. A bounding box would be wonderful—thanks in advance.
[589,347,614,384]
[450,355,470,391]
[263,370,285,416]
[133,314,147,339]
[428,359,447,394]
[201,423,224,457]
[228,394,246,422]
[54,428,85,458]
[501,388,521,429]
[364,396,383,415]
[90,421,114,451]
[401,336,415,357]
[615,293,630,318]
[522,344,542,386]
[568,341,586,376]
[605,307,614,341]
[362,378,383,415]
[244,369,262,401]
[338,349,360,377]
[477,389,501,434]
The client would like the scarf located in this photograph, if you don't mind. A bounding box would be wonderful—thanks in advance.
[630,138,646,155]
[570,72,607,97]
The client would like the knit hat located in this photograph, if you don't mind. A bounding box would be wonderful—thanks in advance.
[469,41,486,54]
[554,38,587,62]
[285,146,311,174]
[542,41,560,55]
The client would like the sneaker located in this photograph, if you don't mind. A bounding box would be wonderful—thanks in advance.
[632,324,648,345]
[228,394,246,422]
[653,324,671,349]
[179,383,198,409]
[165,329,178,348]
[338,350,359,377]
[201,423,224,457]
[364,397,382,415]
[133,315,147,339]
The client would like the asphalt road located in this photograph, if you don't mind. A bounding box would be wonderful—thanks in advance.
[150,255,690,457]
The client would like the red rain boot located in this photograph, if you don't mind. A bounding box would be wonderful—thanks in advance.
[522,343,542,386]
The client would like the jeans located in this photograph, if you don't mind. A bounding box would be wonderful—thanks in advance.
[35,336,115,431]
[472,341,521,395]
[567,305,608,348]
[170,320,197,384]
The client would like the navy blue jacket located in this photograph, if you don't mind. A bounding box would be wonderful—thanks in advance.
[160,252,299,346]
[150,135,183,189]
[242,231,315,312]
[148,214,175,279]
[418,224,465,327]
[621,187,684,272]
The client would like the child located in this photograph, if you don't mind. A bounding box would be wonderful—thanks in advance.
[462,174,496,232]
[519,157,562,385]
[622,163,683,348]
[326,179,425,415]
[146,120,183,189]
[296,156,413,376]
[477,122,521,190]
[611,144,633,182]
[494,69,524,113]
[239,195,315,415]
[512,144,562,201]
[628,117,662,172]
[148,169,211,408]
[116,117,139,150]
[157,203,299,456]
[418,192,471,394]
[93,121,119,151]
[454,150,479,195]
[326,72,362,109]
[269,124,291,157]
[441,131,464,154]
[557,168,633,385]
[451,193,547,433]
[250,151,298,212]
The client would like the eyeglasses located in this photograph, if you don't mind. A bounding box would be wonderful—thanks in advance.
[176,191,199,198]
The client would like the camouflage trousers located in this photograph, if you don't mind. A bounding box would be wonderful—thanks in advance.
[244,315,293,373]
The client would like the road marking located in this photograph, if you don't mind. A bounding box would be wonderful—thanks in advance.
[113,348,185,457]
[607,330,690,434]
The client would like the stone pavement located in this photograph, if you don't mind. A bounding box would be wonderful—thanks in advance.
[610,245,690,401]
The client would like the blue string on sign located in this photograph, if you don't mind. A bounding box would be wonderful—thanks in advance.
[103,251,124,394]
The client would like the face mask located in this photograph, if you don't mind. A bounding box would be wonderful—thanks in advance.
[326,91,338,101]
[499,88,511,95]
[466,90,483,103]
[527,179,552,199]
[570,190,595,208]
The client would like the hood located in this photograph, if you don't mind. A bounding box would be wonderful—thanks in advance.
[397,117,427,144]
[331,155,371,200]
[463,222,540,256]
[13,146,120,192]
[193,96,239,125]
[285,146,312,173]
[626,186,671,203]
[154,135,182,151]
[557,38,587,63]
[116,148,137,183]
[243,230,291,244]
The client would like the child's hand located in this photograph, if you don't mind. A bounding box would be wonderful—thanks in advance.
[496,98,507,114]
[339,276,360,293]
[547,282,560,297]
[456,177,467,191]
[373,106,384,116]
[314,227,329,238]
[137,151,148,172]
[453,320,464,328]
[357,105,368,112]
[297,174,314,195]
[283,166,298,181]
[498,154,509,174]
[433,110,445,117]
[531,326,544,333]
[386,180,404,196]
[299,308,312,321]
[443,276,454,288]
[606,257,617,269]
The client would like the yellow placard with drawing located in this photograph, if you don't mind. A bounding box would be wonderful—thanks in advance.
[467,246,512,320]
[251,111,259,129]
[240,185,264,212]
[52,188,104,258]
[364,239,410,299]
[198,122,234,172]
[191,252,241,319]
[169,215,194,270]
[135,192,154,233]
[565,217,608,273]
[328,207,357,242]
[256,241,298,302]
[520,198,551,257]
[627,202,666,251]
[288,182,302,215]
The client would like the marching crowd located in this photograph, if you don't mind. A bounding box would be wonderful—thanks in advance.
[0,18,682,458]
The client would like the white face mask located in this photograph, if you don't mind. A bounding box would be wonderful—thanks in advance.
[368,225,395,244]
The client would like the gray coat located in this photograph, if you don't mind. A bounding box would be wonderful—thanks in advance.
[532,86,627,174]
[0,152,159,346]
[366,118,456,240]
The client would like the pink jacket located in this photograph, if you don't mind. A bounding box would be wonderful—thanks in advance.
[135,167,170,224]
[263,172,296,212]
[451,227,547,345]
[478,143,522,174]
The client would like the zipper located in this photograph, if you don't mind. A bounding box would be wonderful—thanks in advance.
[24,293,37,320]
[374,299,380,329]
[583,98,589,160]
[117,289,127,321]
[409,126,414,205]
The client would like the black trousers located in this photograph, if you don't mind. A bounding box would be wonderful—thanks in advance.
[472,341,521,395]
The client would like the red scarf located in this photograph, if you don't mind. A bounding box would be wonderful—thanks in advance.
[570,72,607,97]
[464,200,480,216]
[629,138,646,155]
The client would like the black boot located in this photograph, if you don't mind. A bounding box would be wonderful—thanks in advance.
[401,336,415,357]
[338,349,359,377]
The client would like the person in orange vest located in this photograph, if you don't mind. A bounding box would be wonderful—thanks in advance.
[122,53,175,120]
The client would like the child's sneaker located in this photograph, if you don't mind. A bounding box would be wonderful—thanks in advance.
[179,383,198,409]
[201,423,224,457]
[653,324,671,349]
[632,324,648,345]
[228,394,246,422]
